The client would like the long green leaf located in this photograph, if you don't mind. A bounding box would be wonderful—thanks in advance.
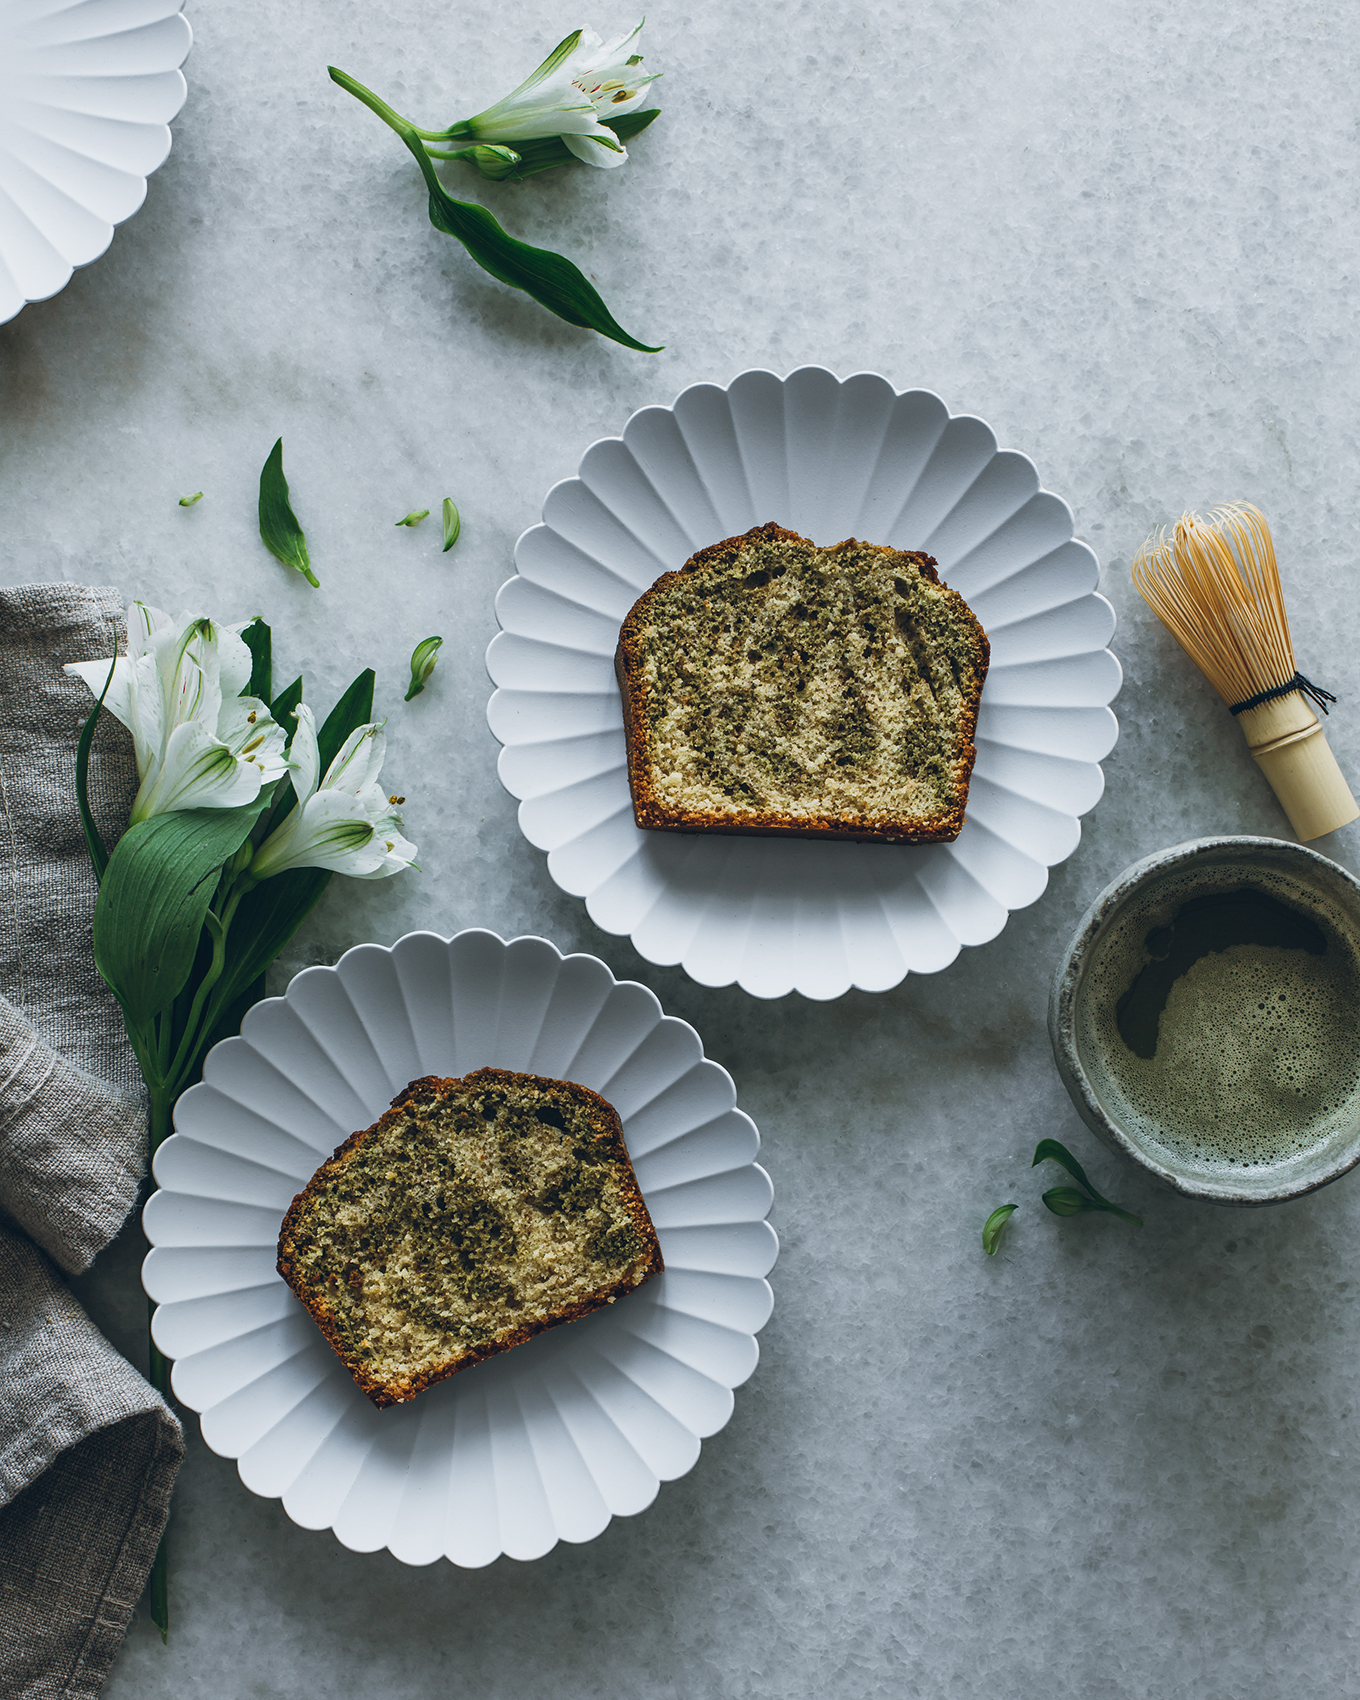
[317,668,376,773]
[414,146,661,350]
[271,675,304,735]
[607,109,661,144]
[242,618,272,701]
[74,655,118,884]
[328,69,662,354]
[259,439,320,588]
[94,804,267,1031]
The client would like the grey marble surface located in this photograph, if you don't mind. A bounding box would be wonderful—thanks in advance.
[5,0,1360,1694]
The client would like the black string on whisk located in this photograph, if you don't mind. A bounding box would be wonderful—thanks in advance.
[1229,672,1338,717]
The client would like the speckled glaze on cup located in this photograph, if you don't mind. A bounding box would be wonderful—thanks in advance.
[1050,837,1360,1207]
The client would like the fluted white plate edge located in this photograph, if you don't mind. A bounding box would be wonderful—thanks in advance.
[0,0,192,325]
[143,927,776,1567]
[487,367,1121,1001]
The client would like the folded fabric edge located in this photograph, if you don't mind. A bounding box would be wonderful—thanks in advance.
[0,1407,184,1700]
[0,994,146,1274]
[0,1228,180,1508]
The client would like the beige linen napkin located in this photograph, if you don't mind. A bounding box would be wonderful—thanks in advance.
[0,586,184,1698]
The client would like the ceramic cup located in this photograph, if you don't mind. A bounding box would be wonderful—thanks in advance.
[1049,836,1360,1207]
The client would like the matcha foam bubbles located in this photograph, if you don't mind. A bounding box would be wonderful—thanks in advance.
[1077,867,1360,1177]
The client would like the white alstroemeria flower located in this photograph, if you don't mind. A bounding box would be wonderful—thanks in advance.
[459,22,660,168]
[65,603,291,824]
[250,704,417,881]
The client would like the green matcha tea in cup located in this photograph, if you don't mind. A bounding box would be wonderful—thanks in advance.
[1050,837,1360,1206]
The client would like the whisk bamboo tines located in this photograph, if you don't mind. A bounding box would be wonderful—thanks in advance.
[1132,502,1358,842]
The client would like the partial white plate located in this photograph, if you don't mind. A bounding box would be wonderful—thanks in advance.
[0,0,192,325]
[143,929,776,1567]
[487,367,1121,1001]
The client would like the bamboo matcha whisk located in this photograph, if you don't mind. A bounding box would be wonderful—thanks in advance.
[1132,502,1359,842]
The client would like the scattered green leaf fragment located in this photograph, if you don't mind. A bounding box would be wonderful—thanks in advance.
[405,635,443,702]
[982,1204,1018,1256]
[396,509,430,528]
[258,438,319,588]
[1032,1138,1102,1197]
[179,491,204,507]
[442,498,461,553]
[1040,1186,1092,1218]
[1032,1138,1142,1226]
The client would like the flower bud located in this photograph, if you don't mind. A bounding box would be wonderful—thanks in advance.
[468,144,521,180]
[405,635,443,702]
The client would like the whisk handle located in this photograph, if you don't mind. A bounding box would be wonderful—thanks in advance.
[1237,694,1360,841]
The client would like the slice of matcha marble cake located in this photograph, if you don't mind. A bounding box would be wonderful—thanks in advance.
[615,522,990,844]
[277,1069,662,1407]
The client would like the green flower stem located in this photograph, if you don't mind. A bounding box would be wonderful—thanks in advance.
[218,873,256,934]
[412,120,473,143]
[148,1081,175,1154]
[138,861,252,1644]
[146,1080,176,1642]
[164,913,226,1087]
[327,68,420,140]
[334,80,475,186]
[162,869,259,1089]
[155,1003,173,1078]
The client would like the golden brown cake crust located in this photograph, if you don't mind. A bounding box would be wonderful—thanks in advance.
[276,1069,663,1408]
[615,522,990,844]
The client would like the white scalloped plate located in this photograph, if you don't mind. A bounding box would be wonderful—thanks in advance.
[0,0,192,325]
[487,367,1122,1001]
[143,929,776,1567]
